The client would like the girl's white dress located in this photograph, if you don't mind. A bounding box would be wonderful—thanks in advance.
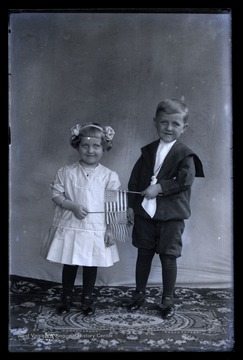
[41,161,121,267]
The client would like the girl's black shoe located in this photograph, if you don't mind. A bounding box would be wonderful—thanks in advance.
[81,296,95,315]
[56,295,72,315]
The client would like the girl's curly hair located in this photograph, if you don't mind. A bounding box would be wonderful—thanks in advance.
[70,123,113,151]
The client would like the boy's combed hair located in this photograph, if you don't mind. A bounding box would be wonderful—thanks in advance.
[70,122,112,151]
[156,99,189,122]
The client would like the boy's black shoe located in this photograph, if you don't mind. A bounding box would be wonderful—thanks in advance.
[126,290,146,310]
[56,295,72,315]
[160,305,175,319]
[160,296,175,319]
[81,296,95,315]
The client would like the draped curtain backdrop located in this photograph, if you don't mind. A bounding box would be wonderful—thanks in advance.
[9,12,232,288]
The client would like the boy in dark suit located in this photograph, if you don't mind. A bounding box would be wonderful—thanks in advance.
[126,98,204,318]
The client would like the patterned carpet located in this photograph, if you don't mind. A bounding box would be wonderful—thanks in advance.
[9,276,234,352]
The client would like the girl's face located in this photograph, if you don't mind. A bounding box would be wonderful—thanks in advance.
[154,112,188,143]
[78,136,104,166]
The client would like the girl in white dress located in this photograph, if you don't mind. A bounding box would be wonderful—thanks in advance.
[41,123,121,315]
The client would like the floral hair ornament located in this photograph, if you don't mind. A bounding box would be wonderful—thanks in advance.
[70,124,82,138]
[70,123,115,141]
[103,126,115,141]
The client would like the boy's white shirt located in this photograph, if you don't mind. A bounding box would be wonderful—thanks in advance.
[142,139,176,218]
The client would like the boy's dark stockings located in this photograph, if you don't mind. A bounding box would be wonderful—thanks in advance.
[159,254,177,319]
[159,254,177,301]
[56,264,97,315]
[126,248,177,317]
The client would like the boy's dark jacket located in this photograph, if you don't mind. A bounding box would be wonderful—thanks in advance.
[128,139,204,221]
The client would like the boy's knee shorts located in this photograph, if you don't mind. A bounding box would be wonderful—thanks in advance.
[132,215,185,258]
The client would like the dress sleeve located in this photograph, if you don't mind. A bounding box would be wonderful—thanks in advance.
[106,171,121,190]
[50,167,66,198]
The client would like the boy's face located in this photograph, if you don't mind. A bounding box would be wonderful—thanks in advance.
[154,112,188,143]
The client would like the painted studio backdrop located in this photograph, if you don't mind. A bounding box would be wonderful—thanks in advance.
[9,12,232,288]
